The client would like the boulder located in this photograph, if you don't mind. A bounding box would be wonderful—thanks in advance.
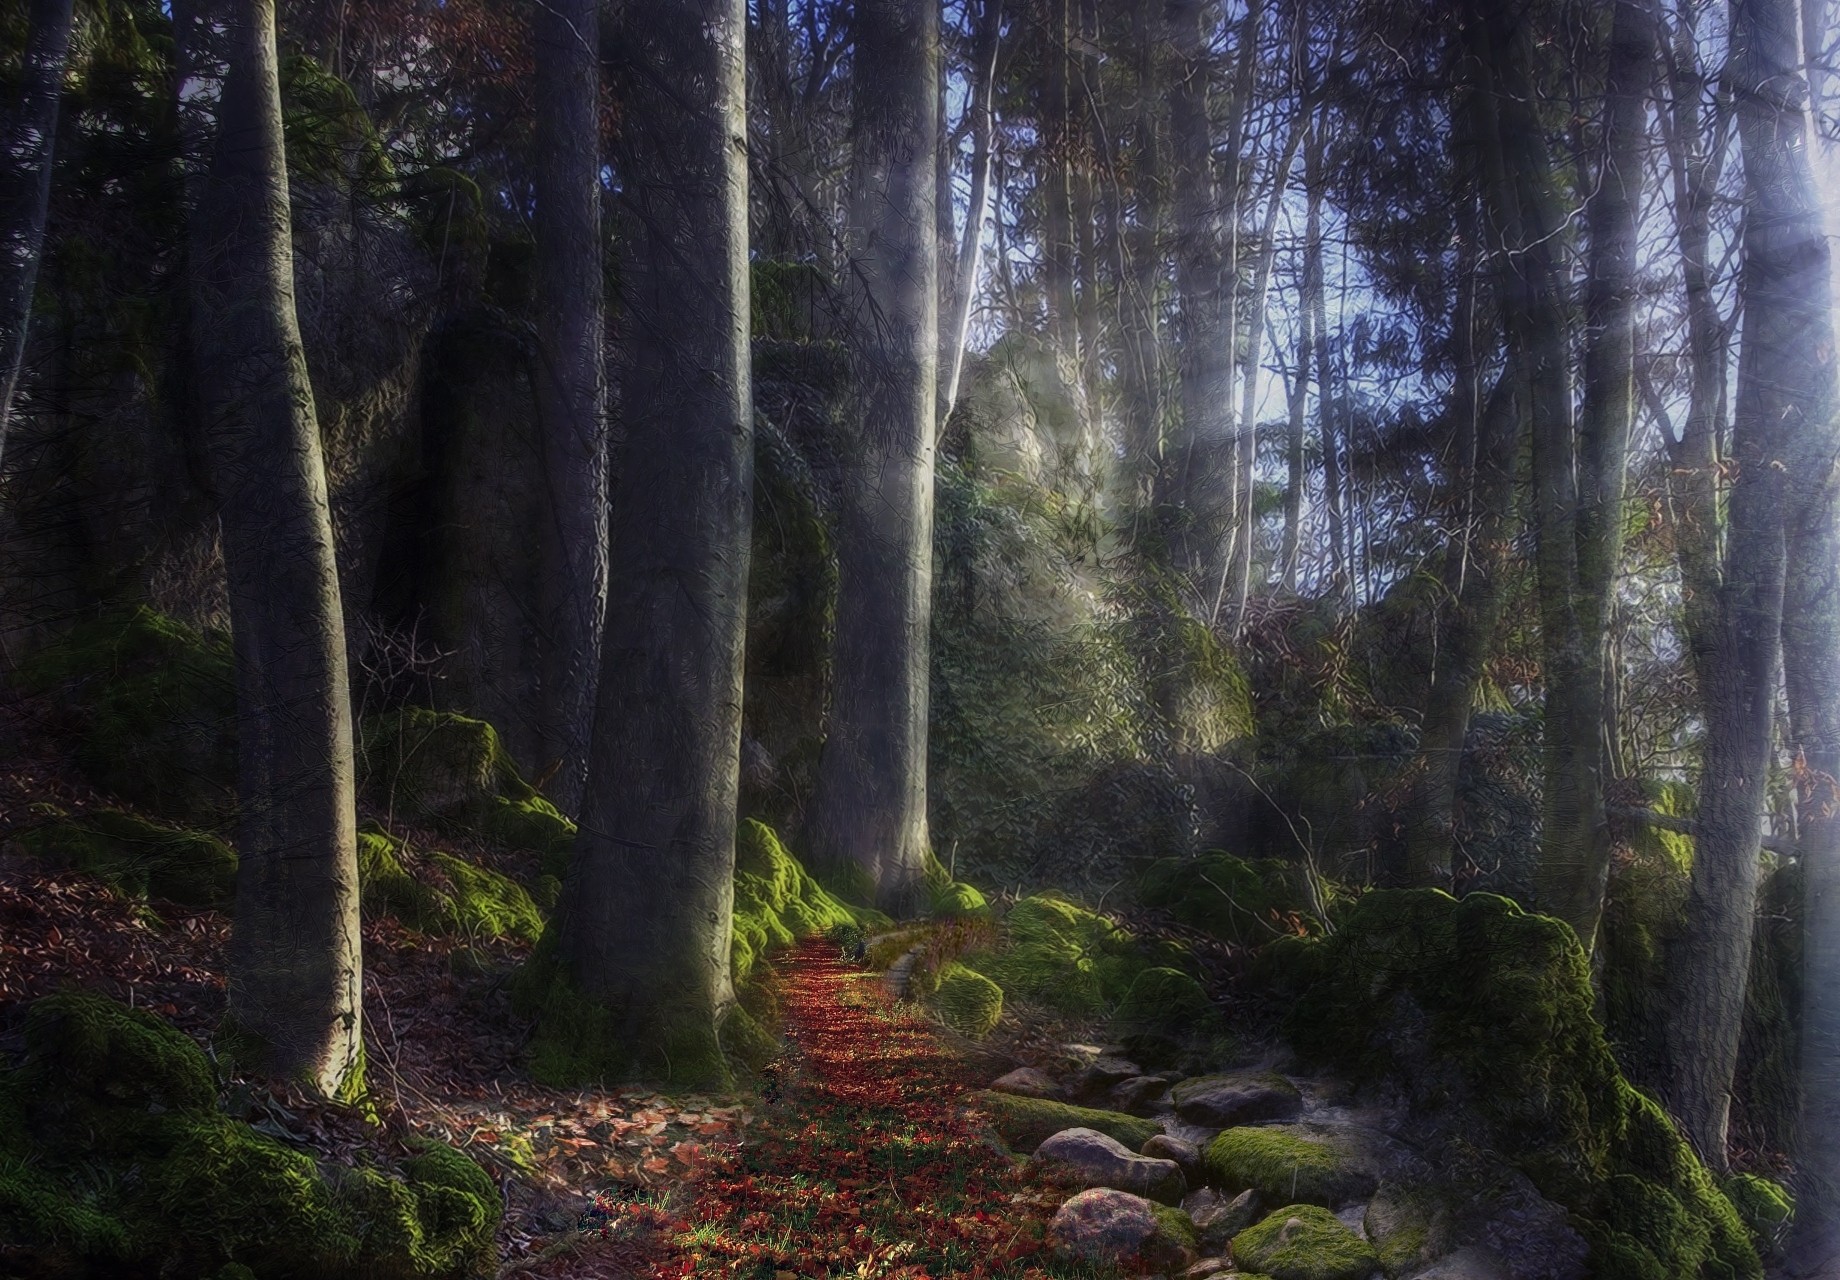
[1109,1075,1174,1115]
[1203,1125,1377,1208]
[1171,1072,1304,1127]
[1031,1127,1187,1205]
[1142,1134,1204,1186]
[965,1090,1161,1154]
[991,1067,1062,1099]
[1229,1204,1380,1280]
[1414,1246,1514,1280]
[1188,1187,1260,1251]
[1049,1187,1198,1273]
[1363,1181,1448,1275]
[1079,1055,1145,1097]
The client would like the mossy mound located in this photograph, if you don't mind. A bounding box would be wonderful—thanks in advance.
[967,893,1159,1018]
[357,828,543,943]
[1113,965,1223,1044]
[1203,1127,1374,1208]
[731,819,863,987]
[16,805,236,907]
[1269,888,1761,1280]
[1230,1205,1381,1280]
[964,1090,1160,1153]
[1137,851,1341,948]
[931,962,1003,1038]
[1723,1173,1793,1257]
[1,993,499,1278]
[360,707,576,878]
[14,607,237,821]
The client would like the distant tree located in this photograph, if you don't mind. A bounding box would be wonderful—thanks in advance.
[533,0,608,817]
[541,0,752,1087]
[805,0,940,911]
[0,0,75,461]
[191,0,363,1097]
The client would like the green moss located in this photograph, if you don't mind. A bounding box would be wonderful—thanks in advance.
[22,991,217,1113]
[931,962,1003,1037]
[0,1149,132,1257]
[968,893,1126,1015]
[1137,852,1341,948]
[18,807,237,907]
[1723,1174,1794,1256]
[931,880,990,917]
[1270,888,1762,1280]
[480,795,577,878]
[14,606,237,821]
[731,820,862,987]
[1230,1205,1382,1280]
[963,1090,1159,1153]
[720,1004,781,1072]
[356,828,542,942]
[1203,1128,1372,1208]
[1149,1201,1199,1254]
[1113,966,1219,1039]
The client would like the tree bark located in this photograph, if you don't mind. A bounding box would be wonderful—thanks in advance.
[804,0,939,913]
[533,0,609,818]
[192,0,362,1098]
[1304,123,1347,598]
[0,0,75,463]
[1729,0,1840,1256]
[941,0,1004,421]
[551,0,752,1087]
[1118,0,1166,509]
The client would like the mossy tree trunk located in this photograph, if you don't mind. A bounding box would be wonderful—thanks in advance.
[804,0,939,913]
[0,0,74,464]
[191,0,362,1097]
[1731,0,1840,1258]
[543,0,752,1088]
[532,0,608,819]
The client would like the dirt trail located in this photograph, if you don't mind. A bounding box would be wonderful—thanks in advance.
[531,938,1074,1280]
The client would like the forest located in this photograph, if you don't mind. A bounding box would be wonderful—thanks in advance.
[1,0,1838,1276]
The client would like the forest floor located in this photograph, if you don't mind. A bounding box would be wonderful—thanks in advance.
[513,938,1077,1280]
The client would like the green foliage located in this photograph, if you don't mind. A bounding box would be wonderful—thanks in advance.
[1136,852,1341,947]
[1203,1129,1372,1208]
[1266,889,1762,1280]
[17,805,236,907]
[2,993,498,1278]
[1230,1205,1382,1280]
[930,963,1003,1038]
[963,1090,1160,1153]
[279,54,395,195]
[14,607,237,821]
[356,828,543,943]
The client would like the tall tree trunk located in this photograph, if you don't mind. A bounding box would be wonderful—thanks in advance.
[1303,125,1346,597]
[193,0,362,1098]
[0,0,75,463]
[941,0,1004,421]
[805,0,939,913]
[1160,0,1231,599]
[1279,301,1310,591]
[543,0,751,1088]
[1042,0,1077,358]
[1729,0,1840,1257]
[533,0,608,818]
[1119,0,1166,509]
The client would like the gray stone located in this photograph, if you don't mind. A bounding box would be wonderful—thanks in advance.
[990,1066,1062,1099]
[1180,1260,1228,1279]
[1049,1188,1197,1272]
[1031,1127,1187,1205]
[1110,1075,1175,1115]
[1079,1055,1146,1096]
[1190,1188,1258,1250]
[1142,1134,1203,1185]
[1169,1072,1304,1127]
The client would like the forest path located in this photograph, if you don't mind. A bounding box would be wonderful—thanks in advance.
[543,937,1071,1279]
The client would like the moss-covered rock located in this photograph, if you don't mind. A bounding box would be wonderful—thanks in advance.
[931,962,1003,1037]
[732,819,863,987]
[2,992,500,1278]
[1268,888,1762,1280]
[1113,966,1222,1041]
[1723,1173,1793,1257]
[14,607,237,821]
[16,806,237,907]
[963,1089,1160,1154]
[357,828,542,942]
[1137,851,1341,948]
[966,893,1145,1016]
[1203,1127,1375,1208]
[1230,1204,1381,1280]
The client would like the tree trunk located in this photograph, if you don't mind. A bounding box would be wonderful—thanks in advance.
[1729,0,1840,1256]
[804,0,939,913]
[941,0,1003,421]
[545,0,752,1088]
[533,0,608,818]
[1118,0,1166,508]
[192,0,362,1098]
[1042,0,1077,359]
[0,0,75,463]
[1304,125,1346,598]
[1160,0,1231,599]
